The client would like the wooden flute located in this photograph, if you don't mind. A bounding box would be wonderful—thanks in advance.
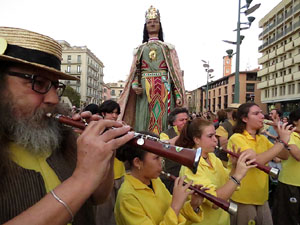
[46,113,201,174]
[161,171,238,215]
[217,147,279,178]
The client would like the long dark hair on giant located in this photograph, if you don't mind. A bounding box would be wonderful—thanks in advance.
[116,131,159,168]
[175,118,213,149]
[233,102,259,134]
[142,22,164,43]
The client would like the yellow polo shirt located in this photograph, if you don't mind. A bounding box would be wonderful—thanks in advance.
[227,131,273,205]
[279,132,300,186]
[215,119,235,138]
[180,153,230,225]
[115,173,203,225]
[114,158,125,179]
[160,126,179,141]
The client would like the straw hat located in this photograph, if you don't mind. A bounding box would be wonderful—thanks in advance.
[0,27,77,80]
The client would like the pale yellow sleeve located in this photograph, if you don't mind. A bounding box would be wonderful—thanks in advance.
[160,132,170,141]
[216,126,228,139]
[180,201,203,224]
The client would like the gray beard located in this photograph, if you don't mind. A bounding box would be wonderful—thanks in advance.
[0,101,68,155]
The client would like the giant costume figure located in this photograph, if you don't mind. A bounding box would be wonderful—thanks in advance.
[119,6,186,135]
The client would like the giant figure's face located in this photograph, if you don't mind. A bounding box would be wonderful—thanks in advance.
[146,18,160,36]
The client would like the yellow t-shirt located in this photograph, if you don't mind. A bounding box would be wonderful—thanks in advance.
[114,158,125,179]
[180,153,230,225]
[215,119,235,139]
[115,173,203,225]
[227,131,273,205]
[160,126,179,141]
[10,143,72,225]
[279,132,300,186]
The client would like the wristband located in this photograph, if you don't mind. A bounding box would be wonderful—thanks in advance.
[277,139,291,151]
[230,175,241,186]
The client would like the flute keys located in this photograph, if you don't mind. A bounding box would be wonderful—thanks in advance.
[137,138,145,145]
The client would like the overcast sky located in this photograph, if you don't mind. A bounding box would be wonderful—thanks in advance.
[1,0,281,90]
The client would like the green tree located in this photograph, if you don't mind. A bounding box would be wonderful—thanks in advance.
[63,86,81,107]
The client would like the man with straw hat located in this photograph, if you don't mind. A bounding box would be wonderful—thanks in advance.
[0,27,134,224]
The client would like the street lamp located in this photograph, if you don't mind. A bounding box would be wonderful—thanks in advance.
[202,60,214,112]
[223,0,260,103]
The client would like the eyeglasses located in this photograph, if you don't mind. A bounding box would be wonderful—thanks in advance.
[7,71,66,97]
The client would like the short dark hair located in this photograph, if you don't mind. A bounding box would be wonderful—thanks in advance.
[83,104,99,115]
[98,100,120,117]
[271,109,282,117]
[168,107,189,126]
[288,108,300,125]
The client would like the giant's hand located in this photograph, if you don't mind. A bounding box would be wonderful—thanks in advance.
[132,86,143,95]
[73,120,134,191]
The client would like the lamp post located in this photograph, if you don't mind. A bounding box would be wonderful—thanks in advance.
[202,60,214,112]
[223,0,260,103]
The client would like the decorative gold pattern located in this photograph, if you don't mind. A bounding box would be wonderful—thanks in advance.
[149,49,157,61]
[145,5,160,21]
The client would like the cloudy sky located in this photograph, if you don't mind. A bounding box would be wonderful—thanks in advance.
[1,0,281,90]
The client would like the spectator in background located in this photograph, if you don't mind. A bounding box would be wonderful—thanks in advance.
[95,100,123,225]
[159,107,189,193]
[83,103,99,115]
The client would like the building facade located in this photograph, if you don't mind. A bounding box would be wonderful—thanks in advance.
[258,0,300,114]
[189,70,265,114]
[102,83,111,102]
[58,41,104,107]
[106,80,126,102]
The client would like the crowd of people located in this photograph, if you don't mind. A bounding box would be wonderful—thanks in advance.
[1,5,300,225]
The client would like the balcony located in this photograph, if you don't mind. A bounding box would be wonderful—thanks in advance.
[258,54,269,64]
[294,71,300,80]
[294,36,300,47]
[269,64,276,72]
[284,74,293,82]
[285,42,294,51]
[257,81,268,89]
[257,67,268,77]
[294,54,300,63]
[276,61,284,70]
[294,20,300,31]
[294,3,300,14]
[276,77,284,84]
[269,50,276,59]
[276,46,285,55]
[269,79,276,86]
[284,58,293,67]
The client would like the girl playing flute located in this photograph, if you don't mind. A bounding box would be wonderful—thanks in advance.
[114,132,205,225]
[227,103,293,225]
[177,118,255,225]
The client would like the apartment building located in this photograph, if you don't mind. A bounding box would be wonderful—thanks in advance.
[190,70,265,113]
[258,0,300,113]
[106,80,126,102]
[58,41,104,107]
[102,83,111,102]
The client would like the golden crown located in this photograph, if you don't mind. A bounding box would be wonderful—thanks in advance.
[145,6,160,21]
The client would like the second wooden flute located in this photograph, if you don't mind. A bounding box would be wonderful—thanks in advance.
[161,171,238,215]
[217,147,279,178]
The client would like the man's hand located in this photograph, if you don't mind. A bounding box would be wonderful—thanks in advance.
[73,120,134,191]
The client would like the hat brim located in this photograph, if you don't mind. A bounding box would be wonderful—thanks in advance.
[0,54,78,80]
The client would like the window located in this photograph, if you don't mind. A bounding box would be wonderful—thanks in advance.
[67,65,71,73]
[246,83,255,92]
[111,90,115,96]
[77,55,81,63]
[232,84,235,93]
[219,88,221,95]
[224,86,228,94]
[77,65,81,73]
[298,83,300,93]
[67,55,71,61]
